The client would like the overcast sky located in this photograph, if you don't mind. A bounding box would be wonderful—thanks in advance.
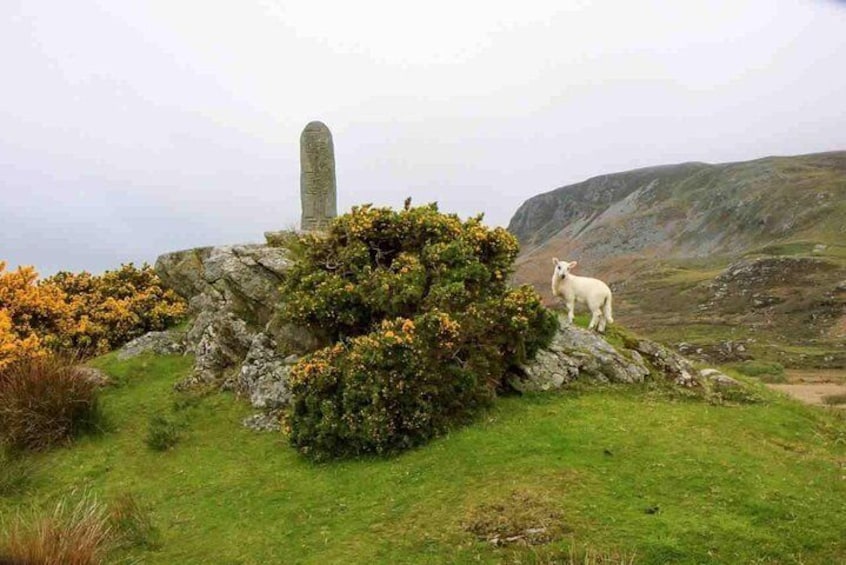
[2,1,845,275]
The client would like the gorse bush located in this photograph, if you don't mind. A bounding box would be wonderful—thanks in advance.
[44,263,186,354]
[0,261,185,368]
[0,264,63,370]
[288,314,494,457]
[282,203,557,459]
[0,355,103,451]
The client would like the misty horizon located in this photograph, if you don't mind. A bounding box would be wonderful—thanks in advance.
[2,1,845,276]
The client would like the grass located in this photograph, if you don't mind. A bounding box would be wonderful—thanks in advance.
[1,491,114,565]
[0,352,844,563]
[733,360,785,378]
[634,322,752,346]
[0,450,36,497]
[753,241,818,257]
[145,414,181,451]
[0,354,105,452]
[823,394,846,406]
[109,491,161,550]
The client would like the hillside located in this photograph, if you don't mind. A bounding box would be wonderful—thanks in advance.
[2,351,845,564]
[509,151,846,368]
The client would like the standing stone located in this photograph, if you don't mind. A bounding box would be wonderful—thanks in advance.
[300,121,337,231]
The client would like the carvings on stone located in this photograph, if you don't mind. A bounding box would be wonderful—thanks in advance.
[300,121,337,231]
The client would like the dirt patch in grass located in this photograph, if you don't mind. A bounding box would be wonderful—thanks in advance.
[783,369,846,384]
[768,383,846,408]
[462,489,571,547]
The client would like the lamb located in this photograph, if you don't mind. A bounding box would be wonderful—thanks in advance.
[550,258,614,333]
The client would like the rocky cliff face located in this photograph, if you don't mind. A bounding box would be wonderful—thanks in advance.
[509,151,846,368]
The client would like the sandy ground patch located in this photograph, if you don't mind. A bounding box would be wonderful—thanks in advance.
[765,369,846,407]
[784,369,846,385]
[768,382,846,408]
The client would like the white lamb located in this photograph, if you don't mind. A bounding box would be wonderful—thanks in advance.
[550,258,614,333]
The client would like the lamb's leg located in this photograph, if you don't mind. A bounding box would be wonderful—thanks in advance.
[588,308,600,331]
[598,314,607,333]
[602,294,614,325]
[566,300,575,324]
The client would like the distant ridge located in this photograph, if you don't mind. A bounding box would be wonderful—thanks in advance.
[508,150,846,368]
[508,151,846,256]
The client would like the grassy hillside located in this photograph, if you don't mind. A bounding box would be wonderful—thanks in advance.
[509,152,846,256]
[510,152,846,368]
[2,352,845,564]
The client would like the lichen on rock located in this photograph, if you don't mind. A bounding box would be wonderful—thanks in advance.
[155,243,316,410]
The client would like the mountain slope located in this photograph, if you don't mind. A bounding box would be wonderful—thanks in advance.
[511,151,846,259]
[509,151,846,367]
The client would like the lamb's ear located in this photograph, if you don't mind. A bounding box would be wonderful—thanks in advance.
[551,257,559,265]
[569,261,578,269]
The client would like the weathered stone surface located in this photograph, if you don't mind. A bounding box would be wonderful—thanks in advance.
[265,312,322,354]
[699,368,742,389]
[630,338,699,387]
[118,330,185,360]
[517,317,649,391]
[155,243,315,392]
[242,411,283,432]
[238,333,293,409]
[300,121,337,231]
[71,366,110,387]
[183,310,253,390]
[676,340,752,364]
[156,244,292,327]
[515,316,739,393]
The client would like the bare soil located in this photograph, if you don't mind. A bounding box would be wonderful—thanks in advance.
[767,369,846,407]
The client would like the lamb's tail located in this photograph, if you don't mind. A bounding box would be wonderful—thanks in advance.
[603,293,614,324]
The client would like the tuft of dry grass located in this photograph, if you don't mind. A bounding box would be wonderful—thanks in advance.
[0,354,102,451]
[1,492,114,565]
[109,492,160,550]
[463,489,571,547]
[822,393,846,406]
[515,543,637,564]
[565,545,637,565]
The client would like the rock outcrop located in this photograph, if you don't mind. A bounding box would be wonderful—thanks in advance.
[517,318,649,391]
[153,243,755,430]
[516,315,733,393]
[118,330,186,360]
[154,242,316,413]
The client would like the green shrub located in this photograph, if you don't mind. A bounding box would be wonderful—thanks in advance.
[735,360,785,378]
[282,203,557,459]
[0,355,103,451]
[144,414,180,451]
[44,262,187,356]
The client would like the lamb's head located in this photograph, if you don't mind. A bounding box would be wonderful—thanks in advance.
[551,258,578,280]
